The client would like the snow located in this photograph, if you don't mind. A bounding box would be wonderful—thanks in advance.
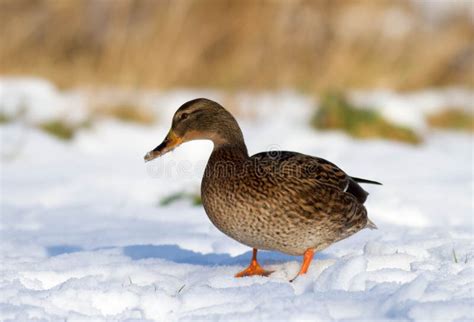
[350,88,474,131]
[1,78,473,321]
[0,77,87,124]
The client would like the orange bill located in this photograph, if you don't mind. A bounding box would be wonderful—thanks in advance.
[144,130,183,162]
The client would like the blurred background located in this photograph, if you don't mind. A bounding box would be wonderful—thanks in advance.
[1,0,473,90]
[1,0,473,142]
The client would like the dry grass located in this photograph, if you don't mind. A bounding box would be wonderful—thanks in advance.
[0,0,472,91]
[159,191,202,207]
[39,120,78,140]
[312,91,421,144]
[38,118,93,140]
[0,113,11,124]
[93,103,156,125]
[427,109,474,131]
[37,103,156,140]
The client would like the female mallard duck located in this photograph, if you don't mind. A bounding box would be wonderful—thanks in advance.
[145,98,380,281]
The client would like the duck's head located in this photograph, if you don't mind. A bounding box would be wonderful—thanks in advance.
[144,98,245,162]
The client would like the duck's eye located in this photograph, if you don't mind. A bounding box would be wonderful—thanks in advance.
[180,113,189,120]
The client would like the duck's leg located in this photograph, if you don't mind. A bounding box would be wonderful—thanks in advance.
[290,248,315,282]
[235,248,273,277]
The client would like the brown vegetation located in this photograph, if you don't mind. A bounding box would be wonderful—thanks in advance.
[0,113,11,124]
[159,191,202,207]
[427,109,474,131]
[92,103,156,125]
[39,120,79,140]
[312,91,421,144]
[0,0,472,91]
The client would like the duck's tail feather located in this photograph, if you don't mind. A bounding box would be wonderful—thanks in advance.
[366,219,378,230]
[351,176,382,185]
[346,179,369,204]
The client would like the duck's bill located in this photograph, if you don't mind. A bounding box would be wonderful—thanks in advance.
[144,131,183,162]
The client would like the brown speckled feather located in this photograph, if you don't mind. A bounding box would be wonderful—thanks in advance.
[202,146,372,256]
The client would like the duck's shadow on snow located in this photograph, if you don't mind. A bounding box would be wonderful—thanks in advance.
[47,244,330,266]
[123,244,332,265]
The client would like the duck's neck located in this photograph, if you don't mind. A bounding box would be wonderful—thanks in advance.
[210,140,249,163]
[204,141,248,182]
[208,115,249,162]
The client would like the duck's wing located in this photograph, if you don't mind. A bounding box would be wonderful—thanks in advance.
[250,151,380,204]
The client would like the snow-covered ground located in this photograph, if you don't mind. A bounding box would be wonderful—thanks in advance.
[1,78,473,321]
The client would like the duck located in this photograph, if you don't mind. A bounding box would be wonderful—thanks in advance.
[144,98,381,281]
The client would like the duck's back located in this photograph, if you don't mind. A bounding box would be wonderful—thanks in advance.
[201,149,375,255]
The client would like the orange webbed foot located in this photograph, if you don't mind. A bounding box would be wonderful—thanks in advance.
[235,248,273,278]
[235,262,273,277]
